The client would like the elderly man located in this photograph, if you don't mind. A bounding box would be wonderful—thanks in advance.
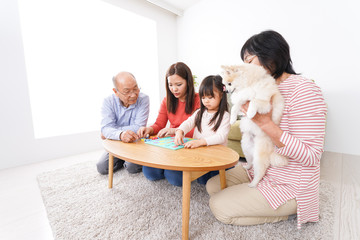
[97,71,150,174]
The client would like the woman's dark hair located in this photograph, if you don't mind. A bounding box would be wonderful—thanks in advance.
[165,62,196,114]
[195,75,228,132]
[240,30,297,79]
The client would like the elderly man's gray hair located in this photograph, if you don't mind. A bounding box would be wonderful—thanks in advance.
[112,72,137,88]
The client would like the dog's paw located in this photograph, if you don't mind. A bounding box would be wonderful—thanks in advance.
[230,115,237,125]
[270,154,288,167]
[275,159,288,167]
[248,181,258,188]
[243,163,252,170]
[246,108,257,119]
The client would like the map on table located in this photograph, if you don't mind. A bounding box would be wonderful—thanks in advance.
[144,136,194,150]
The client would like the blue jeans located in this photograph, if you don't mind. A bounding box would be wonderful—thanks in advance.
[142,166,220,187]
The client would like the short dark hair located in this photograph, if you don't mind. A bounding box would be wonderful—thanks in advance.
[165,62,196,114]
[240,30,297,79]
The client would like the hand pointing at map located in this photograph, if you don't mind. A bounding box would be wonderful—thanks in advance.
[158,128,176,138]
[174,129,185,145]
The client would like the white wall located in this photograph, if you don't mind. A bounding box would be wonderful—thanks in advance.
[178,0,360,156]
[0,0,177,170]
[2,0,359,170]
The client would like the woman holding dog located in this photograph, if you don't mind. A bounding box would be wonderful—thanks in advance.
[206,30,327,229]
[137,62,201,186]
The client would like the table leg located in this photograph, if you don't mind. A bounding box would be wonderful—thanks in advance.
[108,153,114,189]
[219,169,227,189]
[182,171,191,240]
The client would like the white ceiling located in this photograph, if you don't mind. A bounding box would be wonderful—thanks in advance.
[160,0,202,11]
[146,0,202,16]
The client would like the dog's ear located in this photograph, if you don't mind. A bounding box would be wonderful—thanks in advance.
[220,65,231,76]
[237,65,246,73]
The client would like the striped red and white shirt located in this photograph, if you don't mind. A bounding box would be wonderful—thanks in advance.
[246,74,327,229]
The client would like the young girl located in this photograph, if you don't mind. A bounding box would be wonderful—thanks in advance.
[174,75,230,184]
[137,62,200,186]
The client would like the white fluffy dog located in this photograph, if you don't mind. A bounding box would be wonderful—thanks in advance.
[221,63,288,188]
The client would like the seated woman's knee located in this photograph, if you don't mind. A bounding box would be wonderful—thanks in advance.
[164,170,182,187]
[206,175,221,196]
[209,196,233,224]
[143,166,164,181]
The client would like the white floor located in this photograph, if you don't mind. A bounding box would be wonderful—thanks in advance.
[0,150,359,240]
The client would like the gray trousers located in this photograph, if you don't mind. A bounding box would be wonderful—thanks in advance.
[96,152,142,175]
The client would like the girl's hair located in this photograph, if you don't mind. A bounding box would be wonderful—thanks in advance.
[240,30,298,79]
[165,62,196,114]
[195,75,228,132]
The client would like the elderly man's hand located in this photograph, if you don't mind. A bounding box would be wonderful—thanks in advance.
[120,130,139,143]
[137,127,153,138]
[101,133,106,140]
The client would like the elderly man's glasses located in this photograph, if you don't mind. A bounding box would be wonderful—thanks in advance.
[117,87,141,96]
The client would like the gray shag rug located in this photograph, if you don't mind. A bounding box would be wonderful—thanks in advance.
[37,161,334,240]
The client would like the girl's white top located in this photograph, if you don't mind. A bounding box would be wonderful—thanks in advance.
[178,109,230,146]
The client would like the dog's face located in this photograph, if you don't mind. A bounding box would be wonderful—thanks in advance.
[221,64,268,93]
[221,65,242,94]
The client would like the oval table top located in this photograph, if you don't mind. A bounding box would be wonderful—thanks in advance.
[103,139,239,172]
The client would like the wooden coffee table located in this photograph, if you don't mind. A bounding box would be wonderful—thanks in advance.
[103,139,239,240]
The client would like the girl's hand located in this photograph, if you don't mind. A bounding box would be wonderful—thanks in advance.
[137,127,153,138]
[184,139,207,149]
[158,128,175,138]
[174,130,184,146]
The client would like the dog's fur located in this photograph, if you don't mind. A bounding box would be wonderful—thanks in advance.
[221,63,288,188]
